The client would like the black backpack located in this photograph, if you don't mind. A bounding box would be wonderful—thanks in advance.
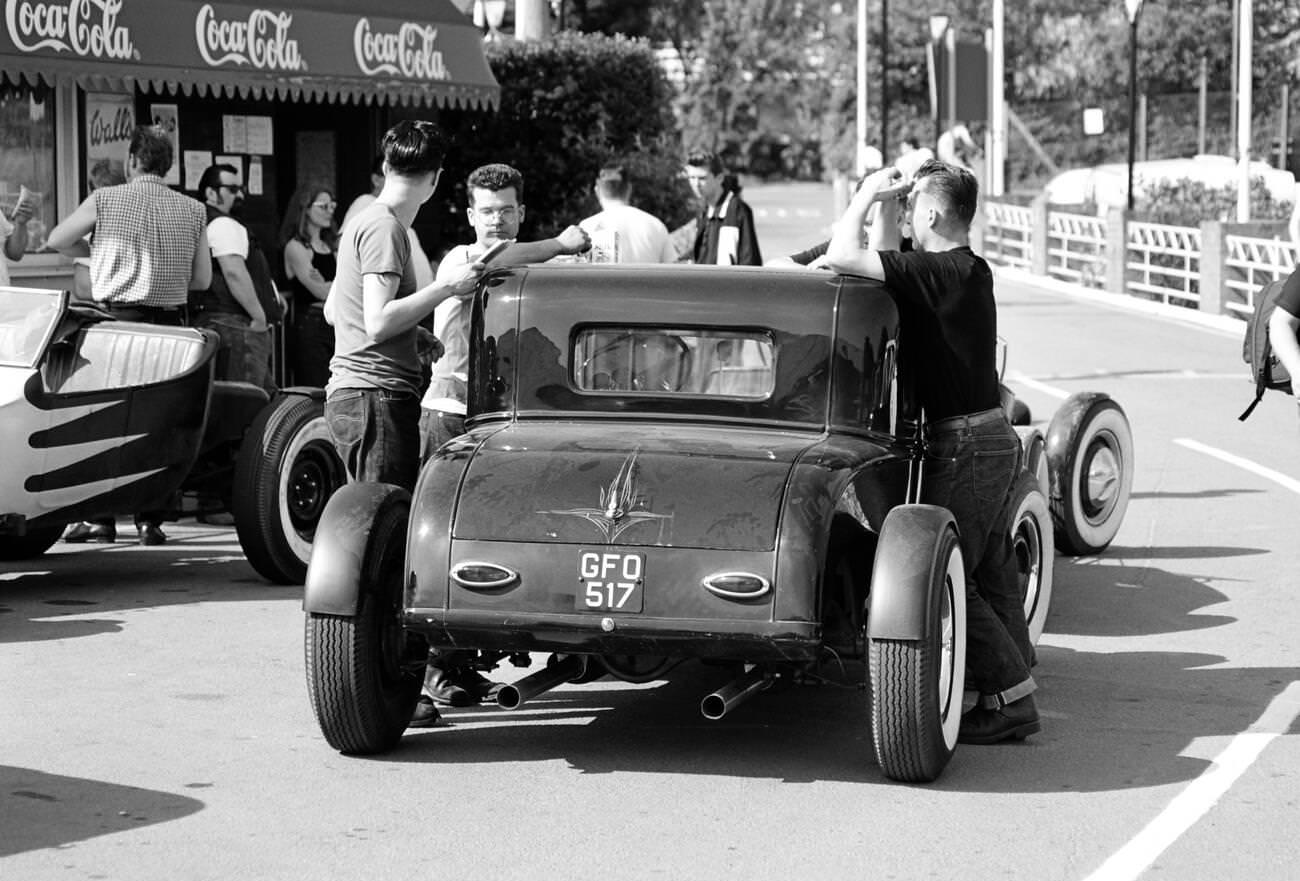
[1239,277,1294,421]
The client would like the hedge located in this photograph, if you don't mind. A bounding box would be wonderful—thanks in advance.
[431,32,694,255]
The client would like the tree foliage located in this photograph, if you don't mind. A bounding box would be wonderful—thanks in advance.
[435,32,693,250]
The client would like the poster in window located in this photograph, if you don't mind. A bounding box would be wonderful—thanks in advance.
[84,93,133,192]
[148,103,181,185]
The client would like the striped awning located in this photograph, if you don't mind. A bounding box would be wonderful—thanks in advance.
[0,0,499,109]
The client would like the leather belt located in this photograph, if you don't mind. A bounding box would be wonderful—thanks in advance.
[925,407,1006,434]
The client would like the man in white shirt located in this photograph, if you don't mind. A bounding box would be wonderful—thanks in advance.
[416,162,588,714]
[192,163,275,392]
[578,165,675,263]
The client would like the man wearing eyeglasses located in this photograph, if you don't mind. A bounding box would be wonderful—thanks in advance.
[191,163,281,394]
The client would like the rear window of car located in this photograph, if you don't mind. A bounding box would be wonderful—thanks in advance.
[572,327,776,399]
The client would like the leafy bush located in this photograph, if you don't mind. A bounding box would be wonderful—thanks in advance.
[1137,176,1293,225]
[433,32,694,254]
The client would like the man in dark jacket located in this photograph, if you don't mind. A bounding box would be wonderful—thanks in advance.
[684,152,762,266]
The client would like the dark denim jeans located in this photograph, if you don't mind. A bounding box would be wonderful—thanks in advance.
[325,388,421,491]
[193,312,275,395]
[921,410,1035,703]
[418,408,466,463]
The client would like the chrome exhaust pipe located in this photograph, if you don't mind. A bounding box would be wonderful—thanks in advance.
[700,666,771,721]
[496,654,588,710]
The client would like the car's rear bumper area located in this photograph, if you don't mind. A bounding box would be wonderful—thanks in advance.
[406,609,823,662]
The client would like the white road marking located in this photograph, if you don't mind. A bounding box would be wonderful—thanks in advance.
[1175,438,1300,495]
[1006,370,1069,400]
[1080,681,1300,881]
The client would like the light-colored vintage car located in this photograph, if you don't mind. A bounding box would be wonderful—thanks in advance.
[0,286,268,558]
[297,264,1133,783]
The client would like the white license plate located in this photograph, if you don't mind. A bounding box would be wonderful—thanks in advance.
[575,549,644,613]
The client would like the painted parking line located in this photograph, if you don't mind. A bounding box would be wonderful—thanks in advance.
[1175,438,1300,495]
[1080,680,1300,881]
[1006,371,1069,400]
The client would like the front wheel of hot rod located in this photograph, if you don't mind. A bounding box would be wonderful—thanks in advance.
[1046,393,1133,556]
[867,506,967,783]
[304,484,423,754]
[232,392,346,584]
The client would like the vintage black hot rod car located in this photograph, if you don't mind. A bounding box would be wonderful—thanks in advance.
[300,264,1133,782]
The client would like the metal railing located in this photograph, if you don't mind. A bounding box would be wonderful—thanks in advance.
[983,200,1033,270]
[1046,211,1107,288]
[1222,233,1296,318]
[981,197,1296,318]
[1126,221,1202,306]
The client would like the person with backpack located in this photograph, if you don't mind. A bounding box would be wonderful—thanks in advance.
[1268,269,1300,420]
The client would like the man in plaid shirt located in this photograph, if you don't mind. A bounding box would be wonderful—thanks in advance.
[46,125,212,545]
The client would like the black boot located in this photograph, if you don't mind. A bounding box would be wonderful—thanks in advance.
[958,694,1041,745]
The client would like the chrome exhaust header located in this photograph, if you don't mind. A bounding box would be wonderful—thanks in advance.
[700,666,771,721]
[495,654,587,710]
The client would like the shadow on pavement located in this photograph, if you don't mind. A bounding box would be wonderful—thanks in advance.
[1,765,204,857]
[0,524,296,645]
[1049,558,1235,637]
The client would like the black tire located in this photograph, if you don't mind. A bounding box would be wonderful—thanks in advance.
[1046,394,1134,555]
[0,525,63,561]
[304,485,423,754]
[232,393,346,584]
[1006,470,1054,646]
[868,508,967,783]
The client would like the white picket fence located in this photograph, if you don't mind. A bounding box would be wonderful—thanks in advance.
[981,198,1296,318]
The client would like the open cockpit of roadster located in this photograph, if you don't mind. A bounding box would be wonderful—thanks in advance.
[302,264,1133,783]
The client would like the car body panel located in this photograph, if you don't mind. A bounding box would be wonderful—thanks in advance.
[0,288,219,531]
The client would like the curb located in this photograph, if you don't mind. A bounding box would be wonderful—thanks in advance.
[994,265,1246,338]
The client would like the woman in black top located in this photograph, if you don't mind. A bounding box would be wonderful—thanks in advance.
[280,183,338,387]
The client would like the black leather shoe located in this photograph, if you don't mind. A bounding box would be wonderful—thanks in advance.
[958,695,1041,745]
[407,696,443,728]
[425,668,474,707]
[137,523,167,546]
[64,521,116,543]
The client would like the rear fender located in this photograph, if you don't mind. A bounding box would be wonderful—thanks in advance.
[866,504,958,640]
[303,482,411,616]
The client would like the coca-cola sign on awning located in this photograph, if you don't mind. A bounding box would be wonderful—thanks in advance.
[0,0,497,108]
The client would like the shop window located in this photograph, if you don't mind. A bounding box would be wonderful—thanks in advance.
[0,77,57,253]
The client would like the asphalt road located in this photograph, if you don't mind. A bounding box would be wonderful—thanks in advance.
[3,183,1299,881]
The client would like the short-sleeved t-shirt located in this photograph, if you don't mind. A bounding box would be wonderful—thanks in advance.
[207,215,249,259]
[326,202,419,397]
[1276,268,1300,318]
[878,246,1001,420]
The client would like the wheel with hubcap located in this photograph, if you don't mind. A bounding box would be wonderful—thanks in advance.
[232,392,347,584]
[1045,393,1134,555]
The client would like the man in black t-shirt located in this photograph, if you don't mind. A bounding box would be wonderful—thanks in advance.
[827,158,1040,745]
[1269,268,1300,423]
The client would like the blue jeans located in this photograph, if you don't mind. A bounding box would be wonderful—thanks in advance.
[193,312,275,395]
[921,409,1035,704]
[325,388,421,491]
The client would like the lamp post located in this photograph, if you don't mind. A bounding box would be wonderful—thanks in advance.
[1125,0,1143,213]
[928,14,950,151]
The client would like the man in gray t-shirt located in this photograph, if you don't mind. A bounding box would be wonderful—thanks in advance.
[323,120,481,492]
